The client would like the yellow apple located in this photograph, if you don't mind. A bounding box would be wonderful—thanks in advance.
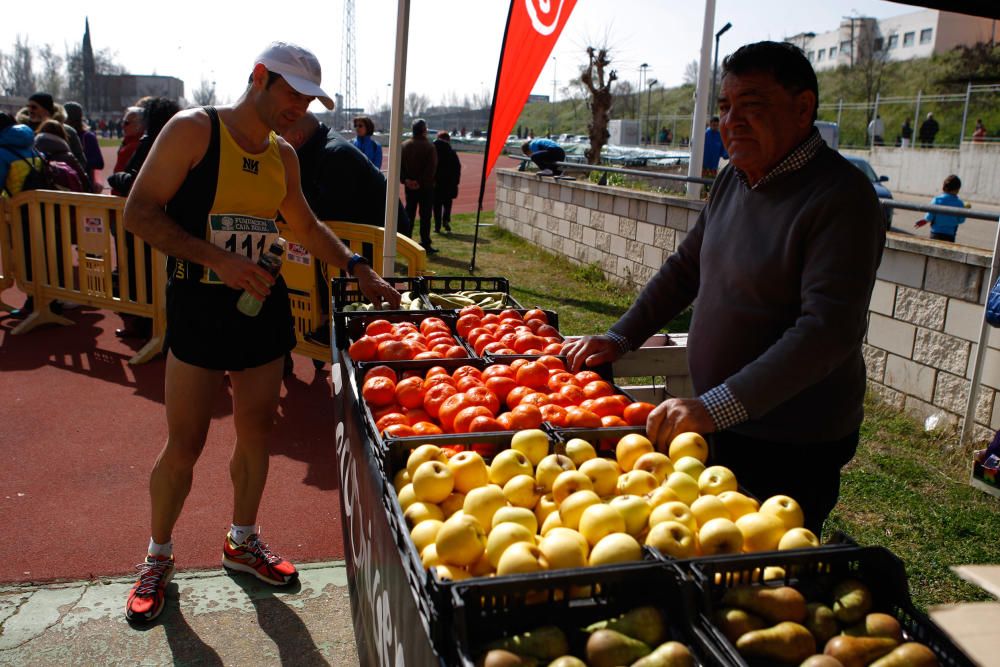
[468,552,494,577]
[608,495,651,537]
[646,520,698,559]
[439,492,466,518]
[673,455,706,480]
[534,493,559,525]
[616,433,655,472]
[778,527,820,550]
[406,444,448,478]
[617,469,659,496]
[589,533,642,566]
[690,494,730,528]
[552,470,594,504]
[393,468,410,492]
[578,503,627,547]
[486,521,536,568]
[535,454,576,493]
[491,506,539,534]
[496,542,548,576]
[668,432,708,463]
[412,460,455,504]
[433,564,470,582]
[511,428,551,466]
[559,489,602,530]
[759,495,805,531]
[698,517,744,555]
[663,471,700,505]
[735,511,786,553]
[435,513,487,566]
[540,509,564,535]
[489,449,534,486]
[649,500,697,532]
[403,501,444,530]
[420,543,442,567]
[503,474,542,509]
[463,484,507,531]
[410,519,444,553]
[447,450,490,494]
[397,483,418,510]
[632,452,674,483]
[717,490,760,520]
[697,465,738,496]
[579,457,620,497]
[646,485,681,508]
[564,438,597,467]
[539,528,589,569]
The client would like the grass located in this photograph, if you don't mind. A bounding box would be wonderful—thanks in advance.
[424,211,1000,611]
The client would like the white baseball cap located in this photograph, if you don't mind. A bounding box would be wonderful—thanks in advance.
[254,41,334,110]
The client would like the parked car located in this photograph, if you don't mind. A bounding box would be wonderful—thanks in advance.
[844,155,894,227]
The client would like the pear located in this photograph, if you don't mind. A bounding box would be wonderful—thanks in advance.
[584,606,667,645]
[476,649,538,667]
[586,629,652,667]
[486,626,569,661]
[843,612,903,642]
[546,657,586,667]
[720,585,807,623]
[800,656,845,667]
[804,602,840,645]
[735,621,816,664]
[830,579,873,625]
[713,606,766,644]
[823,635,899,667]
[631,641,695,667]
[869,642,940,667]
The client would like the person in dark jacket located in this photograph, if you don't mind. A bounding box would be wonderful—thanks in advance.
[918,112,939,147]
[34,120,89,191]
[64,101,104,190]
[400,118,438,252]
[432,131,461,234]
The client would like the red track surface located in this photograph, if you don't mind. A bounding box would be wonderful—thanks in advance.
[0,147,511,585]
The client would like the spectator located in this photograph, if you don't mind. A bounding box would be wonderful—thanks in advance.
[900,119,913,148]
[27,93,88,170]
[918,112,939,147]
[112,107,145,188]
[34,120,89,191]
[0,111,43,197]
[915,174,966,243]
[520,137,565,176]
[433,131,461,235]
[351,115,382,169]
[867,114,885,146]
[64,101,104,191]
[400,118,438,253]
[973,119,987,143]
[702,115,729,178]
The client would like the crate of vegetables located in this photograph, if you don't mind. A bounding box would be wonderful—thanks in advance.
[339,312,474,360]
[456,305,563,358]
[421,275,525,310]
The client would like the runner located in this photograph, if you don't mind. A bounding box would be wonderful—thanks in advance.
[121,41,399,623]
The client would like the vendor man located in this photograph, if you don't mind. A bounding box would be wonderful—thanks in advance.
[564,41,885,535]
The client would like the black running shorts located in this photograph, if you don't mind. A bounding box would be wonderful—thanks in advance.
[165,277,297,371]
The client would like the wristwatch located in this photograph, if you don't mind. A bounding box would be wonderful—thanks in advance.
[347,253,370,276]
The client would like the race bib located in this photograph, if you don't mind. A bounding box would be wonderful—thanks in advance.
[203,213,279,284]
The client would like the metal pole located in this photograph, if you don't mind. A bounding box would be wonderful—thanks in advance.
[913,90,922,148]
[711,34,721,115]
[686,0,717,199]
[871,92,880,151]
[961,214,1000,447]
[381,0,410,276]
[959,80,972,146]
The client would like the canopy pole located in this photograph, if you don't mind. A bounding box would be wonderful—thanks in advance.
[382,0,411,276]
[961,213,1000,446]
[685,0,717,199]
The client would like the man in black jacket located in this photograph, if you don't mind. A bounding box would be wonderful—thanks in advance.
[433,131,461,234]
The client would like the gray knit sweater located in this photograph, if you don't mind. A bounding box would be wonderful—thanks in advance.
[612,145,885,442]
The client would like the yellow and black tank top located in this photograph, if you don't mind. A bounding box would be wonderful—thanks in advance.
[166,106,287,284]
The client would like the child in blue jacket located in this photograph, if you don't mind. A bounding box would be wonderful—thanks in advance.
[916,174,966,242]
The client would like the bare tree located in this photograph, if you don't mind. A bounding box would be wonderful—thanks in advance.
[4,36,36,97]
[192,78,216,106]
[614,79,635,118]
[471,87,492,110]
[580,45,617,164]
[65,45,128,102]
[682,60,699,85]
[854,26,888,125]
[405,91,429,117]
[37,44,64,98]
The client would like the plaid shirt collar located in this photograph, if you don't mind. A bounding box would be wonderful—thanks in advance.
[733,128,824,190]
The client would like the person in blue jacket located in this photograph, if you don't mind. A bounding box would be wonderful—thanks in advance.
[351,115,382,169]
[521,137,565,176]
[916,174,966,242]
[702,115,728,178]
[0,111,41,196]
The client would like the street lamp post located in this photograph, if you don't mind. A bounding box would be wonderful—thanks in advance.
[639,63,649,144]
[710,22,732,115]
[551,56,557,138]
[646,79,658,145]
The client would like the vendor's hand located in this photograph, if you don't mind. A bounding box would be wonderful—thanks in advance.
[357,264,401,309]
[213,252,274,300]
[646,398,716,452]
[563,335,622,373]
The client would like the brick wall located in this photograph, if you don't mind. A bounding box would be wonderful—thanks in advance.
[495,168,997,442]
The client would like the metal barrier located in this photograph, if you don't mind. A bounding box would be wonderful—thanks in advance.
[0,190,427,366]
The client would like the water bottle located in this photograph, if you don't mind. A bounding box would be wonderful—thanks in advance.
[237,238,286,317]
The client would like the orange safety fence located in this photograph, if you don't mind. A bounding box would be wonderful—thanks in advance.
[1,190,427,365]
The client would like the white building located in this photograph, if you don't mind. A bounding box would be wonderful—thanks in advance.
[790,9,997,71]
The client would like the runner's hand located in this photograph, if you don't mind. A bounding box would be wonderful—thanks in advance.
[646,398,715,452]
[212,252,274,300]
[356,265,401,310]
[563,335,622,372]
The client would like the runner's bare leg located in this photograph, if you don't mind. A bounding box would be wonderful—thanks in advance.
[228,356,284,526]
[150,352,226,544]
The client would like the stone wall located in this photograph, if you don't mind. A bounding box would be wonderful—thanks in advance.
[494,168,998,442]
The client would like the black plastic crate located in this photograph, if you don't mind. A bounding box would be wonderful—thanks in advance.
[331,277,440,349]
[684,545,976,667]
[336,310,476,359]
[446,561,726,667]
[420,276,524,310]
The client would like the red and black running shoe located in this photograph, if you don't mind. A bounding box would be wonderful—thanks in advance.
[222,533,298,586]
[125,555,174,623]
